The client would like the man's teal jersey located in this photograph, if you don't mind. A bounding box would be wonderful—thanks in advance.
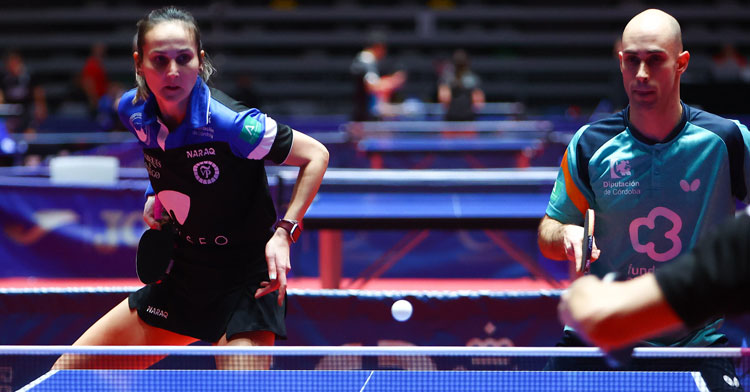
[547,102,750,346]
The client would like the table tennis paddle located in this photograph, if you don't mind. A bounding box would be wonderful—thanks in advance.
[136,223,175,284]
[579,209,595,274]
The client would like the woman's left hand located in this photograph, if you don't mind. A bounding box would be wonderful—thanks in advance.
[254,228,292,306]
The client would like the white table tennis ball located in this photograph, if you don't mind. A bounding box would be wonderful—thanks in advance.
[391,299,413,322]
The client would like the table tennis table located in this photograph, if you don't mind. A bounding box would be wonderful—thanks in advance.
[304,192,551,230]
[278,168,557,230]
[344,120,552,134]
[275,168,557,288]
[358,138,545,153]
[357,137,547,169]
[346,119,566,169]
[21,369,706,392]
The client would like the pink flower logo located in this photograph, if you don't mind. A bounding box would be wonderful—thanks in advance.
[629,207,682,262]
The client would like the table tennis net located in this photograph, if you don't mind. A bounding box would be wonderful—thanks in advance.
[3,346,749,391]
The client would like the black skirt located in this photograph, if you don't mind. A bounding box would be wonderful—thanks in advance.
[128,245,287,342]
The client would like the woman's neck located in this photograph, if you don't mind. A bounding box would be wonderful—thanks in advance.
[156,98,188,130]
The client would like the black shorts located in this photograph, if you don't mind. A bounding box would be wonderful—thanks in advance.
[544,330,743,392]
[128,245,286,343]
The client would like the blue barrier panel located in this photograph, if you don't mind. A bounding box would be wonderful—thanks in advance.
[1,288,748,349]
[0,178,149,278]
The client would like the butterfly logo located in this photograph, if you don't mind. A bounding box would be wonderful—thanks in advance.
[679,179,700,192]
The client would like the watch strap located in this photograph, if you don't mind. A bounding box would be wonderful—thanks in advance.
[275,219,301,243]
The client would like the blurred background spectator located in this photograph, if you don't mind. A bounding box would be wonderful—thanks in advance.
[78,42,110,118]
[710,43,750,83]
[95,82,125,132]
[438,49,484,121]
[0,51,46,134]
[350,31,407,121]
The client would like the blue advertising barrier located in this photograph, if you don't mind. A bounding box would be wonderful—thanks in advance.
[0,169,563,282]
[0,288,568,390]
[0,288,562,347]
[1,288,748,348]
[0,177,150,278]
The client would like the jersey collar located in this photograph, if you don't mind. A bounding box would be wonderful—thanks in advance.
[141,77,211,130]
[625,102,689,145]
[186,77,211,129]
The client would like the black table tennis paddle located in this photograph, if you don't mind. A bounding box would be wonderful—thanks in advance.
[580,209,595,274]
[136,223,175,284]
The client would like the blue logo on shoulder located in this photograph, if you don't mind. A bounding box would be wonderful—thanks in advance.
[129,113,149,144]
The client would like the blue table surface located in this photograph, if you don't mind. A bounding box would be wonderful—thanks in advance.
[306,192,550,219]
[358,138,543,152]
[24,369,703,392]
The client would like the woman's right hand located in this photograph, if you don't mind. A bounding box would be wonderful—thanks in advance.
[143,195,162,229]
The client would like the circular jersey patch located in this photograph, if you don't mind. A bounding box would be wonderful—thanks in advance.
[192,160,220,184]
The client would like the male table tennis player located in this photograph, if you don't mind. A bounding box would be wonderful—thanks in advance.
[537,8,750,391]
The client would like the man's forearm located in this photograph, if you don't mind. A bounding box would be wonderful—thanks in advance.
[538,215,568,261]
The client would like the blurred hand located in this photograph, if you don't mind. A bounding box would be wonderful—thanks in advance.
[558,275,615,349]
[559,274,679,352]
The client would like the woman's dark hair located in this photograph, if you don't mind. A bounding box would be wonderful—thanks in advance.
[133,6,215,102]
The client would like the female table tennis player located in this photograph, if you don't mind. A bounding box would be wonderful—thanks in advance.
[53,6,328,369]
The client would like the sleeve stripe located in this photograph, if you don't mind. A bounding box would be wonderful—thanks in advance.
[280,131,294,164]
[246,116,277,160]
[561,149,589,216]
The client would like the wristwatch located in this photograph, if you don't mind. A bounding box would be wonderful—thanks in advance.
[275,219,302,243]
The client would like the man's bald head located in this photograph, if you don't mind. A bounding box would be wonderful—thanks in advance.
[619,8,690,134]
[622,9,682,54]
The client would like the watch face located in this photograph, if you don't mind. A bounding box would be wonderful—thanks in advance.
[290,225,301,242]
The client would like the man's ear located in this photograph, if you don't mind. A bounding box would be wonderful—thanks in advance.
[676,50,690,74]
